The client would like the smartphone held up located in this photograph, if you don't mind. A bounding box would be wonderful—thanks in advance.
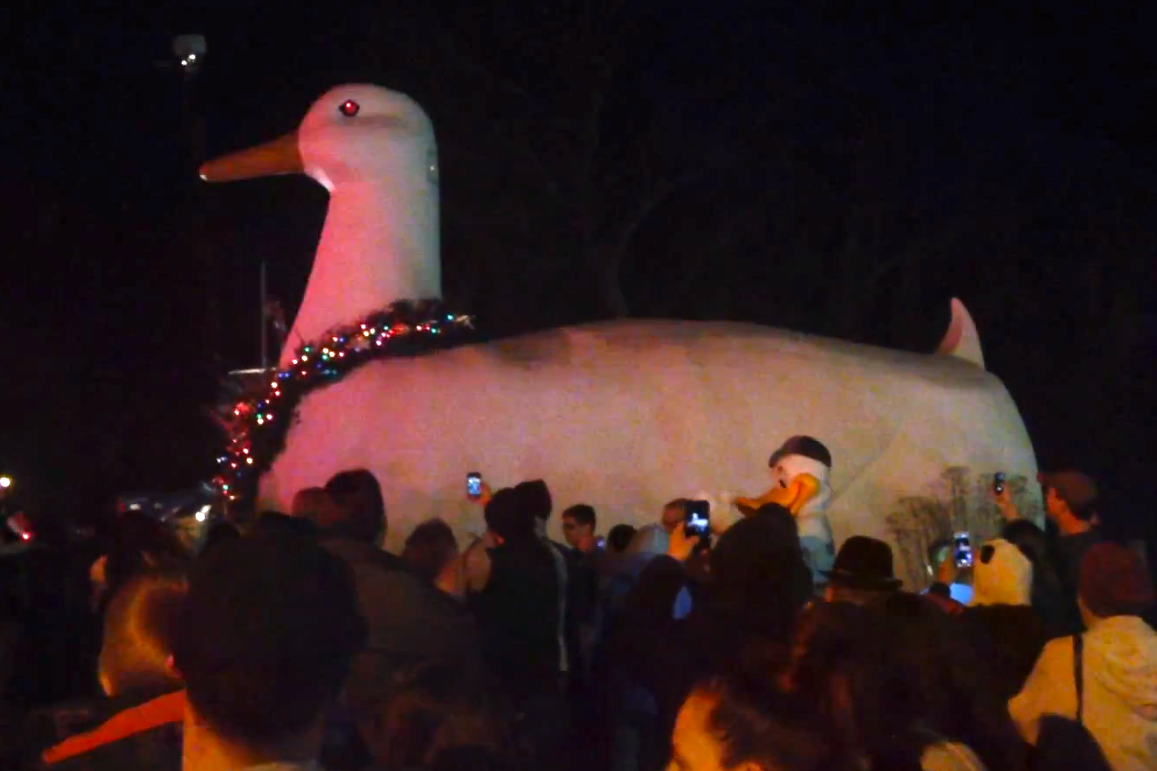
[684,500,711,538]
[954,531,973,568]
[466,472,483,499]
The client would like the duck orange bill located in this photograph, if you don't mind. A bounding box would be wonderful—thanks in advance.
[199,132,303,182]
[739,473,821,517]
[775,473,821,515]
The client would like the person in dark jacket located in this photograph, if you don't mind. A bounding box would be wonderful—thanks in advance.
[560,504,600,689]
[657,506,814,769]
[469,487,561,701]
[467,486,564,766]
[997,469,1103,635]
[1001,518,1069,638]
[319,470,484,717]
[1037,472,1104,600]
[600,555,689,771]
[172,532,368,771]
[515,480,575,686]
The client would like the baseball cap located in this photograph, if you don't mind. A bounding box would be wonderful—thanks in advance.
[1036,470,1098,511]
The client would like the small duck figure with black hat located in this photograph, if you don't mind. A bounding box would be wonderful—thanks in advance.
[735,435,836,591]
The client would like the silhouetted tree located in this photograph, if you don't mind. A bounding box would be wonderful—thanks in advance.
[342,0,799,321]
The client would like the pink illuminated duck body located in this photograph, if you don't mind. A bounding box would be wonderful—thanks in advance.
[202,85,1038,588]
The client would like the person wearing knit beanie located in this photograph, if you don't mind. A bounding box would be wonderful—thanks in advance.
[970,539,1033,607]
[512,479,571,681]
[1079,541,1156,620]
[1009,541,1157,770]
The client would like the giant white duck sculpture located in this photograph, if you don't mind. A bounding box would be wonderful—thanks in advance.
[202,84,1039,587]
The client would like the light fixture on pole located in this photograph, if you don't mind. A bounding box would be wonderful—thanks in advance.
[173,34,207,76]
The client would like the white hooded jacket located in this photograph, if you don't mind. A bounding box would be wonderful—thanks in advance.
[1009,615,1157,771]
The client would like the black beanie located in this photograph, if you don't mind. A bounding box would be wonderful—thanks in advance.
[768,436,832,469]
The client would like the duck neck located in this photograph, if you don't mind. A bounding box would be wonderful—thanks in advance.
[280,181,440,366]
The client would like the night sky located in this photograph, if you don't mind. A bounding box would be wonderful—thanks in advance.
[4,2,1154,534]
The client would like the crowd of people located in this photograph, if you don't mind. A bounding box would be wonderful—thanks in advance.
[6,437,1157,771]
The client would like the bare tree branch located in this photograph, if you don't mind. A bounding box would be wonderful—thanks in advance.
[486,119,561,200]
[592,165,720,317]
[423,7,537,104]
[614,169,704,250]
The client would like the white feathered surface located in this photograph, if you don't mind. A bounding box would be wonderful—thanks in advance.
[257,317,1039,585]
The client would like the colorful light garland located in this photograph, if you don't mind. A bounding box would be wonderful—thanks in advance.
[213,299,474,506]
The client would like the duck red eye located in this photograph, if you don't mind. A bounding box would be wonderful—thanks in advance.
[339,100,360,117]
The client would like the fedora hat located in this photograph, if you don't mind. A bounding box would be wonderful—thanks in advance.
[823,536,902,591]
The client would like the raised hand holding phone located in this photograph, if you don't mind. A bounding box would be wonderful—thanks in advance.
[465,472,493,506]
[936,548,959,585]
[990,472,1018,521]
[668,523,699,562]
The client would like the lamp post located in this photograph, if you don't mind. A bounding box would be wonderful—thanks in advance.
[171,35,220,383]
[0,476,12,525]
[260,260,268,373]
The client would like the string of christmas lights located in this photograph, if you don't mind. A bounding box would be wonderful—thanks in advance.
[214,299,474,506]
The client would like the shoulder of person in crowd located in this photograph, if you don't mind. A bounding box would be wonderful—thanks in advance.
[461,532,493,593]
[433,553,468,601]
[576,538,606,571]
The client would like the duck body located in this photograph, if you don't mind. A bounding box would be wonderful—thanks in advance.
[257,315,1038,589]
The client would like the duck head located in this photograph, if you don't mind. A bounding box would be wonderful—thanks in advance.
[200,84,441,363]
[200,84,437,191]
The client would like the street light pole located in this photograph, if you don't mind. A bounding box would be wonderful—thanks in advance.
[172,35,220,384]
[260,260,268,373]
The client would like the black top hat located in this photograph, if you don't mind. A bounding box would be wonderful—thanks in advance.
[768,436,832,469]
[823,536,902,591]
